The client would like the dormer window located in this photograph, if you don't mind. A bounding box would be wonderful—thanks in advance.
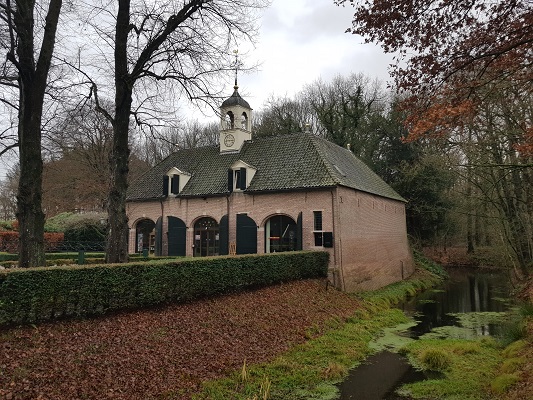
[227,160,257,193]
[162,167,191,196]
[228,167,247,191]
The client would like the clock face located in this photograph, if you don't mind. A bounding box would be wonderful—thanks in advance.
[224,134,235,147]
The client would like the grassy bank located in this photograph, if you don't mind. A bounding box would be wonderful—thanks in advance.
[194,264,444,400]
[398,305,533,400]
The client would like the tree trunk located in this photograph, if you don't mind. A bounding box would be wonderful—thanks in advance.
[105,0,131,263]
[16,93,46,267]
[14,0,62,267]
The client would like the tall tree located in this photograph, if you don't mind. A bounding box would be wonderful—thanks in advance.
[253,95,309,137]
[339,0,533,273]
[337,0,533,147]
[77,0,265,262]
[1,0,63,266]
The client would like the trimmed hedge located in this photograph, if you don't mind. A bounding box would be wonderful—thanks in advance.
[0,251,329,326]
[0,232,64,253]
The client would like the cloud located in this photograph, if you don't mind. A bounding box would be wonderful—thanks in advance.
[236,0,394,111]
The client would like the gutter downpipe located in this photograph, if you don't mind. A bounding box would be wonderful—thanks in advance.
[331,188,346,291]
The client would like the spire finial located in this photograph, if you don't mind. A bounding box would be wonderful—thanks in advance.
[233,49,239,89]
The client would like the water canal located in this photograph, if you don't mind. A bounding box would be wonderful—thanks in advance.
[337,267,513,400]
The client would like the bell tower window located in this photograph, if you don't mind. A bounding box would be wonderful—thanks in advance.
[225,111,234,129]
[241,112,248,130]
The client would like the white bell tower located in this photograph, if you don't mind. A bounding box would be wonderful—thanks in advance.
[219,51,252,153]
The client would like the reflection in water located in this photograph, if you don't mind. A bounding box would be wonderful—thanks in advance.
[401,268,511,338]
[336,352,427,399]
[337,268,512,400]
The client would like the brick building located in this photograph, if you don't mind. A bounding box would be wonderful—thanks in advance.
[126,85,414,291]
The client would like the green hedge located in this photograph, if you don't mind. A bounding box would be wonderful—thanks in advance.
[0,251,328,326]
[0,252,178,263]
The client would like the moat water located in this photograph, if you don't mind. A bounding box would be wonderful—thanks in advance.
[337,267,513,400]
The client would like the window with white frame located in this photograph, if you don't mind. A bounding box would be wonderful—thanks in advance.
[313,211,323,246]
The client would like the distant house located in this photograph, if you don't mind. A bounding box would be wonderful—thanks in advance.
[126,84,414,291]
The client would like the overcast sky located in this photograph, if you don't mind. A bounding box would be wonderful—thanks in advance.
[235,0,393,111]
[0,0,393,181]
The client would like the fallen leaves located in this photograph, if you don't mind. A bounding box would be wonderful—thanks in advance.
[0,279,360,399]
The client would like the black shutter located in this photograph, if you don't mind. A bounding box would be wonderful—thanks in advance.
[162,175,169,196]
[219,215,229,255]
[296,212,303,250]
[323,232,333,248]
[167,216,186,256]
[154,217,163,256]
[227,169,234,192]
[236,214,257,254]
[239,167,247,189]
[171,174,180,194]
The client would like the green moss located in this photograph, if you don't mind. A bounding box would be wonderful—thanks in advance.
[501,340,527,358]
[418,348,452,371]
[500,357,525,374]
[491,373,520,394]
[401,338,504,399]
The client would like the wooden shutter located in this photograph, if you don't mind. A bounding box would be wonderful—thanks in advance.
[227,169,234,192]
[323,232,333,248]
[219,215,229,255]
[236,214,257,254]
[154,217,163,256]
[162,175,169,196]
[171,174,180,194]
[296,212,303,250]
[167,216,186,256]
[239,167,247,190]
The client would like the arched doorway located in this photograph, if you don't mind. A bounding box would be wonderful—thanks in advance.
[135,219,156,253]
[265,215,297,253]
[194,217,219,257]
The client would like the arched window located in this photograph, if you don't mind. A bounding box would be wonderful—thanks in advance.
[264,215,297,253]
[194,217,220,257]
[241,112,248,130]
[135,218,156,253]
[225,111,234,129]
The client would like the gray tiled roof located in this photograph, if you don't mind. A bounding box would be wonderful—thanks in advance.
[221,87,251,109]
[127,133,405,202]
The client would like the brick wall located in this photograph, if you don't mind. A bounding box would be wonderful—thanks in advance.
[126,189,335,260]
[335,186,414,291]
[126,186,414,292]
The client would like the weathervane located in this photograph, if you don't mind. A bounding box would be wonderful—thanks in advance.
[233,49,240,89]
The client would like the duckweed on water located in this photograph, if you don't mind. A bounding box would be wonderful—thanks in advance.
[368,321,417,352]
[450,311,513,330]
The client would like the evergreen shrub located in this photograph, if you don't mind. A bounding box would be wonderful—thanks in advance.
[0,251,328,326]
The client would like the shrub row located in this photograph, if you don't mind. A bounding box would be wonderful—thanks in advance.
[0,232,64,253]
[0,251,329,326]
[0,253,186,266]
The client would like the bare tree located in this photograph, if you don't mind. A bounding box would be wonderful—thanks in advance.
[42,99,151,216]
[0,165,18,220]
[1,0,63,266]
[72,0,266,262]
